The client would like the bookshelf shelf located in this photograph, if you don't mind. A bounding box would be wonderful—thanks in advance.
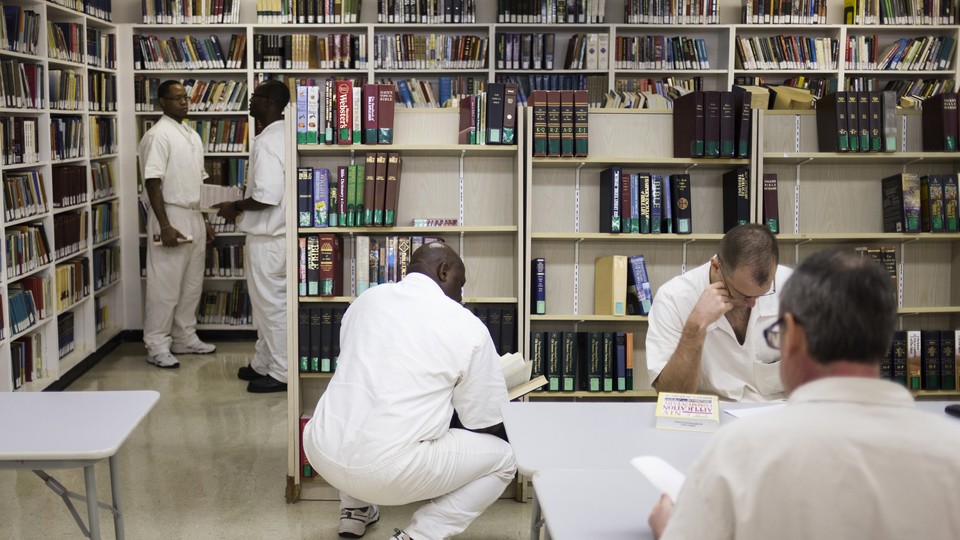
[9,317,53,343]
[297,144,519,157]
[0,107,43,114]
[898,307,960,315]
[52,202,89,215]
[91,154,120,160]
[298,296,355,303]
[776,233,960,242]
[48,58,88,70]
[463,297,519,303]
[133,69,248,75]
[15,375,58,393]
[56,294,91,316]
[95,327,122,349]
[58,345,94,374]
[3,161,47,171]
[0,49,41,62]
[844,70,955,76]
[194,323,255,330]
[91,194,120,204]
[9,262,53,283]
[528,389,658,399]
[530,314,650,322]
[51,157,87,166]
[300,373,335,379]
[531,232,726,241]
[298,226,518,234]
[92,236,121,250]
[763,152,960,164]
[135,111,248,116]
[94,278,122,295]
[5,212,51,228]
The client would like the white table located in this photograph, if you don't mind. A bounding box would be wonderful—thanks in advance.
[0,391,160,539]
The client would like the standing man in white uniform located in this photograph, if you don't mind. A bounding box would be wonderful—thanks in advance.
[646,223,792,401]
[139,80,216,368]
[215,79,289,393]
[648,249,960,540]
[302,242,516,540]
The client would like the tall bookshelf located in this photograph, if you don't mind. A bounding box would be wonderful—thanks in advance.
[1,0,120,392]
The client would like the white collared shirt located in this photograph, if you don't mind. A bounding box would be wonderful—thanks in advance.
[305,272,508,468]
[237,120,285,237]
[646,262,793,402]
[662,378,960,540]
[138,114,207,208]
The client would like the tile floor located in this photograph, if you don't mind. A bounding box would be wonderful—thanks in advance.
[0,342,533,540]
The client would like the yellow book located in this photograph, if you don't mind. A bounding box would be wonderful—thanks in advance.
[655,392,720,433]
[594,255,627,316]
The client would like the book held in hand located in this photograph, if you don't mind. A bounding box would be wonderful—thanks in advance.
[655,392,719,433]
[152,234,194,245]
[501,352,549,401]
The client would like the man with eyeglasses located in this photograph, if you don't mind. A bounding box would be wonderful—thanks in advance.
[647,249,960,540]
[139,80,216,368]
[646,223,792,401]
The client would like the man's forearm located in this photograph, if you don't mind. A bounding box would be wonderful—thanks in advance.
[652,321,708,394]
[235,196,272,212]
[144,179,170,228]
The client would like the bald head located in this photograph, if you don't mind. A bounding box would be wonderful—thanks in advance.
[408,242,465,302]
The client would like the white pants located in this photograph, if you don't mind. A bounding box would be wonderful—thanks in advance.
[144,205,206,356]
[245,234,287,382]
[308,429,516,540]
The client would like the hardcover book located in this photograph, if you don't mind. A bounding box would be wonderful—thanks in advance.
[673,91,704,158]
[815,92,848,152]
[670,174,692,234]
[920,175,945,232]
[599,167,622,233]
[881,173,921,233]
[942,332,956,391]
[531,257,546,314]
[573,89,589,157]
[501,352,550,400]
[594,255,627,317]
[762,173,779,233]
[921,330,941,390]
[722,167,750,232]
[921,92,958,152]
[907,330,922,390]
[655,392,720,433]
[377,84,396,144]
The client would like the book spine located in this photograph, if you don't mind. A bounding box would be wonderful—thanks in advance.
[891,330,907,387]
[547,331,561,391]
[941,331,956,391]
[573,89,588,157]
[559,90,574,157]
[671,174,692,234]
[297,167,313,227]
[907,329,922,390]
[377,84,396,144]
[762,173,780,233]
[561,331,578,391]
[921,330,941,390]
[362,83,378,144]
[313,168,329,227]
[336,80,353,145]
[531,257,546,314]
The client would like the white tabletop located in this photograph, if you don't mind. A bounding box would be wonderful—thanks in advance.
[0,391,160,461]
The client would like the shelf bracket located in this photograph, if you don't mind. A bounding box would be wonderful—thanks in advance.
[902,158,922,174]
[901,115,908,153]
[897,239,919,309]
[792,238,812,265]
[793,158,812,234]
[684,163,699,174]
[574,163,585,233]
[573,239,583,315]
[459,150,466,226]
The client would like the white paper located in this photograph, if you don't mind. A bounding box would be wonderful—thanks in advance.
[630,456,686,501]
[724,404,786,419]
[500,352,532,390]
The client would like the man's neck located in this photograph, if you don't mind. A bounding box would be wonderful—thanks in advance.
[812,360,881,381]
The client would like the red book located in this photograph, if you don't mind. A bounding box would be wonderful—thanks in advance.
[335,79,353,144]
[317,233,343,296]
[377,84,396,144]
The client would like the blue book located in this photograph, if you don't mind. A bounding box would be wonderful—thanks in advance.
[313,168,329,227]
[396,80,414,107]
[531,258,546,314]
[662,175,673,233]
[615,332,627,392]
[626,254,653,316]
[630,173,639,233]
[650,175,663,234]
[438,76,452,107]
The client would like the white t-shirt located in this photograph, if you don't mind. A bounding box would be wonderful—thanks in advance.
[237,120,285,237]
[138,114,207,208]
[304,272,508,468]
[662,377,960,540]
[646,262,792,402]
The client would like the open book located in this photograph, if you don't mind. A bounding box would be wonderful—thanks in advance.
[501,352,548,401]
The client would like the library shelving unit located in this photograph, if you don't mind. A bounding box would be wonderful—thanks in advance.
[284,108,525,501]
[758,108,960,399]
[1,0,120,392]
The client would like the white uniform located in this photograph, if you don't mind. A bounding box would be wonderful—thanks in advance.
[646,262,792,402]
[303,273,516,540]
[237,120,286,383]
[139,114,208,356]
[662,377,960,540]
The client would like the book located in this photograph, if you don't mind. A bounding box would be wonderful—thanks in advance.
[942,332,956,391]
[944,174,959,232]
[530,90,547,157]
[762,173,779,233]
[500,352,550,401]
[559,90,574,157]
[891,330,907,387]
[735,91,752,158]
[654,392,720,433]
[880,91,897,152]
[546,90,561,156]
[297,167,313,226]
[921,330,941,390]
[920,175,946,233]
[377,84,396,144]
[907,330,922,390]
[573,89,589,157]
[722,167,750,232]
[703,91,721,158]
[626,254,652,316]
[594,255,626,317]
[673,91,704,158]
[151,234,193,245]
[921,92,958,152]
[599,167,622,233]
[670,174,692,234]
[384,152,402,226]
[486,82,505,145]
[561,332,578,391]
[546,330,561,391]
[816,92,848,152]
[881,173,921,233]
[531,258,546,315]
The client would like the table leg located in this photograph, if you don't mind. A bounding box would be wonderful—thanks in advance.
[530,493,542,540]
[84,465,101,540]
[109,455,124,540]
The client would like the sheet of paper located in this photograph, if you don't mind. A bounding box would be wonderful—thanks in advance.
[724,404,786,419]
[630,456,686,501]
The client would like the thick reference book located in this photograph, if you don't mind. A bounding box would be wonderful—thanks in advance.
[654,392,720,433]
[921,92,958,152]
[722,167,750,232]
[626,254,652,316]
[573,89,589,157]
[670,174,692,234]
[762,173,779,233]
[921,330,941,390]
[501,352,549,401]
[816,92,849,152]
[530,257,546,314]
[594,255,627,316]
[920,175,945,232]
[881,173,921,233]
[673,91,704,158]
[944,332,958,391]
[599,167,622,233]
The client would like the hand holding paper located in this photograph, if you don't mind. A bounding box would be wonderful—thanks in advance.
[631,455,686,501]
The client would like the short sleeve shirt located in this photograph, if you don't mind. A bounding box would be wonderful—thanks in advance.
[138,114,207,208]
[237,120,285,236]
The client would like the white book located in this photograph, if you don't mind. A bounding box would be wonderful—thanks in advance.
[500,352,549,401]
[355,236,370,295]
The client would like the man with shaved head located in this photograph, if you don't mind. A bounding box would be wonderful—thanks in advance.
[303,242,516,540]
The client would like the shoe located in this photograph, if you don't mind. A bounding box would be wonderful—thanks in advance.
[170,340,216,354]
[338,505,380,538]
[147,352,180,368]
[237,364,263,381]
[389,528,413,540]
[247,375,287,393]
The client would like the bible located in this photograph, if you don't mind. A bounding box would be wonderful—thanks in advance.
[501,352,548,401]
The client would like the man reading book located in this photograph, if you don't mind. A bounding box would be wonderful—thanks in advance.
[646,224,793,401]
[648,249,960,539]
[302,242,516,540]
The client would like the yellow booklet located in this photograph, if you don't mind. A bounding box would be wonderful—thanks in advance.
[655,392,720,433]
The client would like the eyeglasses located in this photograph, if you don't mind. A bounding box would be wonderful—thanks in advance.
[763,315,802,349]
[716,255,776,301]
[160,94,189,102]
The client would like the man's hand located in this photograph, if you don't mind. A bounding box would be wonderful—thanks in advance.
[159,226,186,247]
[687,281,733,330]
[214,200,240,220]
[648,493,675,539]
[205,221,216,244]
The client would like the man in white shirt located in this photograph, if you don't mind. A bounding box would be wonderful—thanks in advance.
[646,224,792,401]
[139,80,216,368]
[215,79,289,393]
[302,242,516,540]
[649,249,960,540]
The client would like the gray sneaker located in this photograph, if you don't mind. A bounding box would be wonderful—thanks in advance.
[339,505,380,538]
[389,529,413,540]
[147,352,180,368]
[170,340,216,354]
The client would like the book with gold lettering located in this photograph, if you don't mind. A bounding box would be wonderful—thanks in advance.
[655,392,719,433]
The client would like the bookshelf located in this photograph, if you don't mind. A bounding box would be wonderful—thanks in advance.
[1,0,120,392]
[284,108,525,501]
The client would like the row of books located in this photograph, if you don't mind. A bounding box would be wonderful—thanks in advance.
[383,0,477,23]
[92,201,119,244]
[735,35,839,71]
[53,0,112,22]
[142,0,240,23]
[195,281,252,326]
[88,72,117,112]
[47,22,83,65]
[474,305,519,356]
[4,170,47,221]
[90,116,117,157]
[882,173,960,233]
[593,254,655,317]
[0,60,43,109]
[296,305,345,373]
[256,0,362,23]
[499,73,607,108]
[55,258,90,312]
[85,27,115,70]
[1,117,39,165]
[625,0,718,23]
[205,243,245,278]
[92,245,120,291]
[855,245,899,289]
[530,89,589,157]
[845,35,956,72]
[156,117,250,153]
[847,77,955,107]
[91,161,116,201]
[600,170,695,234]
[817,91,897,152]
[845,0,959,24]
[0,6,40,56]
[530,331,637,393]
[614,36,710,71]
[606,77,702,109]
[5,224,51,278]
[887,330,958,392]
[10,333,44,389]
[132,34,246,71]
[205,157,248,189]
[253,33,366,71]
[94,295,110,333]
[8,276,49,335]
[498,0,608,23]
[373,34,488,70]
[296,81,396,145]
[741,0,828,24]
[136,77,248,113]
[673,91,753,158]
[58,312,75,360]
[51,116,83,161]
[495,32,558,71]
[458,82,520,145]
[297,160,399,228]
[923,93,960,152]
[53,211,88,261]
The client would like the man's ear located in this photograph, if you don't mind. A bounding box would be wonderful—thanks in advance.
[782,312,807,359]
[437,262,450,283]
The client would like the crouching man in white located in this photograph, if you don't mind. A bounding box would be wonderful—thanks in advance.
[302,242,517,540]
